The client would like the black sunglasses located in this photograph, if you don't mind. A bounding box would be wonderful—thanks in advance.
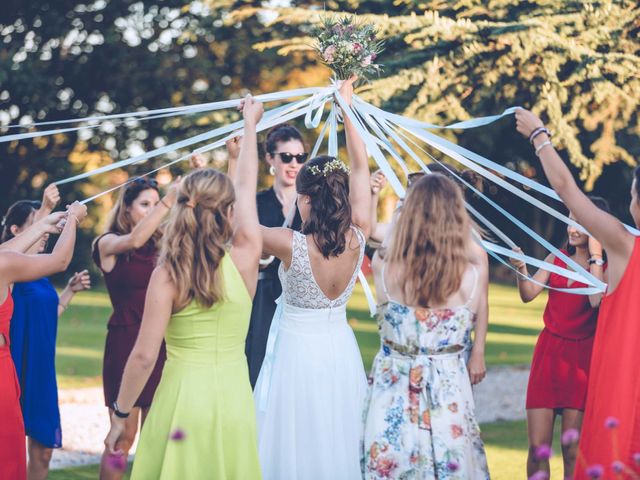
[132,177,158,188]
[271,152,308,164]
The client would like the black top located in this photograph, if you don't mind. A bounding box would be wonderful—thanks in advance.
[257,187,302,278]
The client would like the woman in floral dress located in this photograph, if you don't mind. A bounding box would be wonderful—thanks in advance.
[363,173,490,479]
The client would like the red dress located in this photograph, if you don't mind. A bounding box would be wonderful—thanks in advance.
[0,290,26,479]
[93,237,166,408]
[575,237,640,479]
[526,253,599,410]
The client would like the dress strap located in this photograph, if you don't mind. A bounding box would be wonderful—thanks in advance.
[380,263,392,301]
[463,265,480,307]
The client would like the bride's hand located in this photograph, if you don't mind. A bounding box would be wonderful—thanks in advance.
[338,75,357,106]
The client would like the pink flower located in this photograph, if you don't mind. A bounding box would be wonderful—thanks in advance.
[561,428,580,445]
[611,461,625,474]
[106,453,126,472]
[170,428,186,441]
[528,472,549,480]
[534,444,553,460]
[361,55,373,67]
[634,452,640,465]
[446,461,459,472]
[604,416,620,429]
[351,42,363,53]
[323,45,336,63]
[371,52,377,61]
[585,465,604,479]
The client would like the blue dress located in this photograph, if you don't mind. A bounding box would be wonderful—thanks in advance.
[10,278,62,448]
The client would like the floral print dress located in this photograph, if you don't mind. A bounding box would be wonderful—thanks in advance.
[362,267,490,479]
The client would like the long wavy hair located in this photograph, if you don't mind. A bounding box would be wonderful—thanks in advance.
[158,169,235,312]
[386,174,471,307]
[296,155,352,258]
[92,178,161,257]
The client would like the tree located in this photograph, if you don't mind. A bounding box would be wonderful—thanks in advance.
[229,0,639,258]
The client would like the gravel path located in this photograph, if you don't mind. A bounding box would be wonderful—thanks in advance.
[51,366,530,470]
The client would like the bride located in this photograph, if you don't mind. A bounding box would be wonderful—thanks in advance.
[251,76,371,479]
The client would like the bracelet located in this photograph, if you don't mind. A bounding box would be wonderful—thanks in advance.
[112,401,130,419]
[59,302,69,311]
[534,140,553,157]
[589,257,605,266]
[528,127,551,144]
[69,214,80,225]
[259,255,275,267]
[159,198,171,209]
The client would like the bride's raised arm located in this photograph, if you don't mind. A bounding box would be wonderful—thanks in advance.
[339,76,371,238]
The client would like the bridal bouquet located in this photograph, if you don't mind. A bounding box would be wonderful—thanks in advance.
[314,15,384,81]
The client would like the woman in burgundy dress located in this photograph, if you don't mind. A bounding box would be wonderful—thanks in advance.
[510,197,609,479]
[0,202,86,479]
[92,177,177,479]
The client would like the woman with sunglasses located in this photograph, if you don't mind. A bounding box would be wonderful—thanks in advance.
[92,177,178,480]
[228,124,305,387]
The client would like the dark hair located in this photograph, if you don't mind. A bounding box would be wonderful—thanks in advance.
[565,195,610,256]
[265,124,304,155]
[635,166,640,200]
[296,155,352,258]
[1,200,41,243]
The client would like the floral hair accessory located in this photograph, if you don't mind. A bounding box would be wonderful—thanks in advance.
[314,15,384,81]
[308,158,350,177]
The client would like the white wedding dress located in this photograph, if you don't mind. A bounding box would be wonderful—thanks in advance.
[254,226,367,480]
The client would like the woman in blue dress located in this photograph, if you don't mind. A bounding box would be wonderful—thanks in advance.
[1,191,90,480]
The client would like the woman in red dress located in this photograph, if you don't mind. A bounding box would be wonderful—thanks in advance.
[510,198,608,479]
[92,177,177,479]
[516,109,640,479]
[0,202,86,479]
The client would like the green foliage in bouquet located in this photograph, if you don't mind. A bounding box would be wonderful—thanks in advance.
[314,15,384,81]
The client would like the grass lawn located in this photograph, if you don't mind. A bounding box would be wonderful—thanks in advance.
[58,281,545,386]
[50,420,565,479]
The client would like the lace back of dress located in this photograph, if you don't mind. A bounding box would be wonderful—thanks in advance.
[279,227,365,309]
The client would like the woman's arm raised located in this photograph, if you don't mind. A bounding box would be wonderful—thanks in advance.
[0,202,86,286]
[230,95,263,297]
[515,108,634,292]
[0,211,66,253]
[339,76,371,237]
[98,181,179,260]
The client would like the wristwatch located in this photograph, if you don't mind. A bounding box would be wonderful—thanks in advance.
[112,401,130,419]
[588,257,605,266]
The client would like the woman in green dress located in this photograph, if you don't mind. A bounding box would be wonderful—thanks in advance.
[104,96,264,479]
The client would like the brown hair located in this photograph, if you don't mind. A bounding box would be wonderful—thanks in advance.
[265,123,305,155]
[296,155,352,258]
[386,174,471,306]
[158,169,235,312]
[1,200,40,243]
[92,178,161,257]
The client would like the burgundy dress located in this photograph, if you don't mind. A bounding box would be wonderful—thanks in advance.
[94,236,166,408]
[526,253,599,410]
[0,290,26,479]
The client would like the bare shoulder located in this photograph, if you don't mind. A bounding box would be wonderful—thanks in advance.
[467,239,488,267]
[150,264,176,291]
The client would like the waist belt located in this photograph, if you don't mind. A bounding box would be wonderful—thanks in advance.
[382,340,464,358]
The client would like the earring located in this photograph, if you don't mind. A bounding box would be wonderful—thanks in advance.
[269,166,276,176]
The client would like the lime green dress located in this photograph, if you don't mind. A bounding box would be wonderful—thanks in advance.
[131,255,262,479]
